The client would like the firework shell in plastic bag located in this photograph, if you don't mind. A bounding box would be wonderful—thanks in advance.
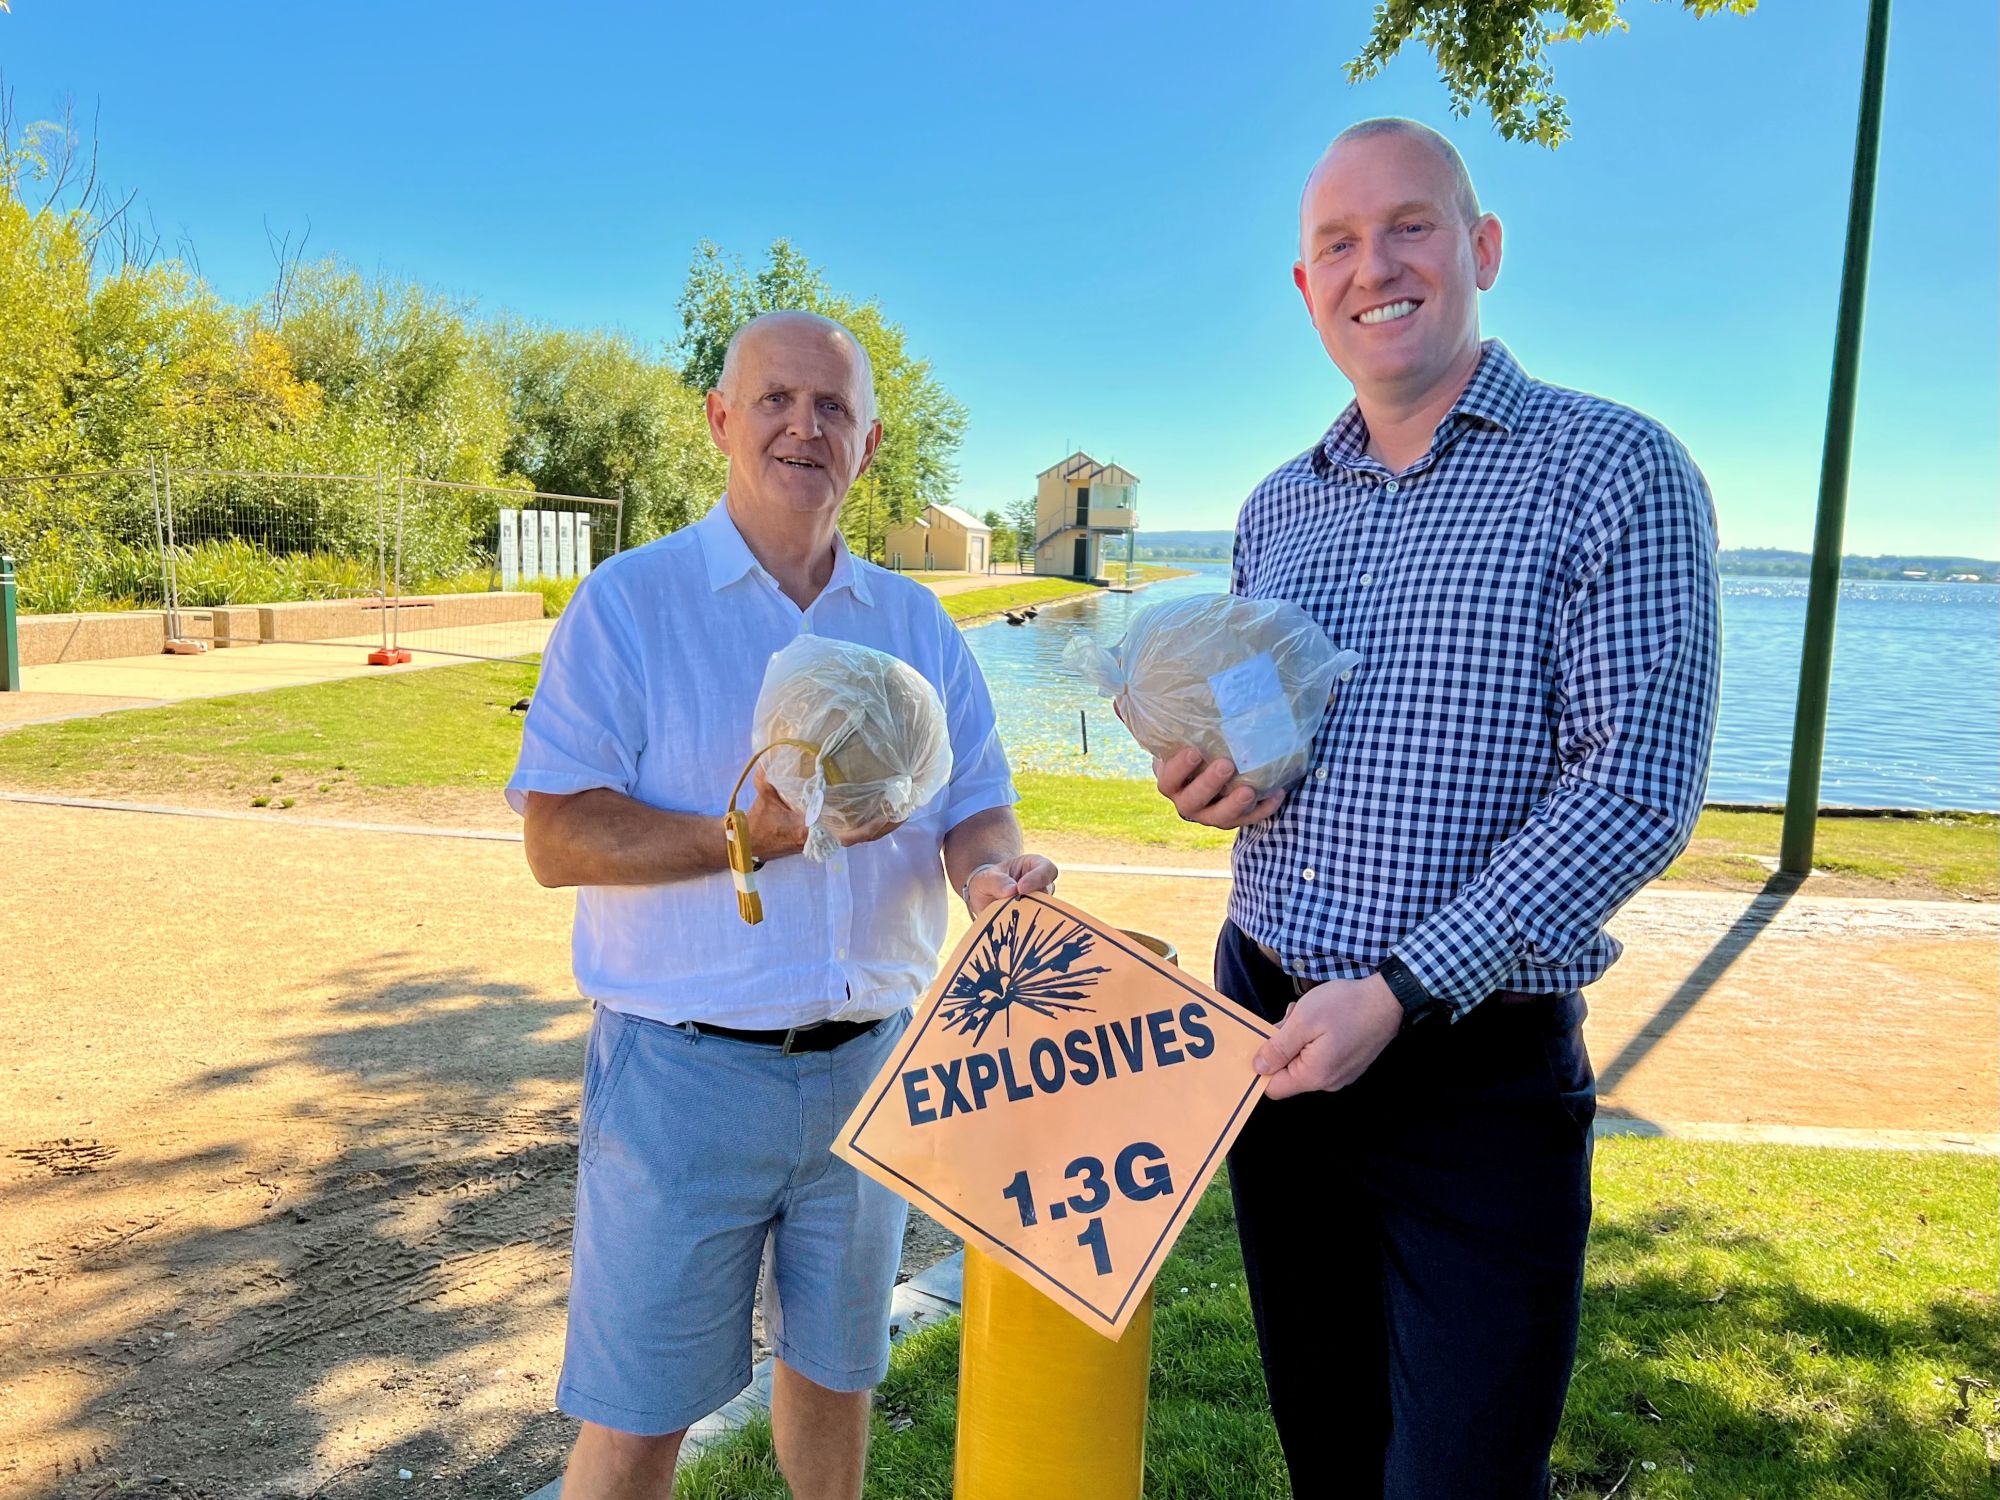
[1064,595,1361,797]
[751,634,953,861]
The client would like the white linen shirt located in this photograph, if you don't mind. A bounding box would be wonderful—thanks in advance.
[506,502,1017,1028]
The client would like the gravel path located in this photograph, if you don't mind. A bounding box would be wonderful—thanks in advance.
[1,797,1991,1497]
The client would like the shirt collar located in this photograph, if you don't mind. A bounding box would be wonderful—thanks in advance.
[1313,339,1528,478]
[694,497,873,607]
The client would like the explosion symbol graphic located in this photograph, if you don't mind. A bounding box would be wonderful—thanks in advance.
[938,905,1110,1046]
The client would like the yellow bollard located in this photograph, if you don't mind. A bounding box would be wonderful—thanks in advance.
[952,930,1176,1500]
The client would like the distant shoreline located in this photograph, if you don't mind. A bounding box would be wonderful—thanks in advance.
[1134,538,2000,584]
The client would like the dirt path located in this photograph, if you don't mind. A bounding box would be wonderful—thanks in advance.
[1,799,1992,1497]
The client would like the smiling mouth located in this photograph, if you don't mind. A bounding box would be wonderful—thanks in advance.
[1355,299,1421,326]
[776,457,823,470]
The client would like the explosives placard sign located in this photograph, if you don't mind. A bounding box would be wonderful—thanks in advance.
[834,894,1270,1337]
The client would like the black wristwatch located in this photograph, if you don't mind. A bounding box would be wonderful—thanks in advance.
[1377,954,1445,1029]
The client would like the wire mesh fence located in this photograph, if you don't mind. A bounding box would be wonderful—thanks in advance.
[0,461,622,666]
[0,465,169,612]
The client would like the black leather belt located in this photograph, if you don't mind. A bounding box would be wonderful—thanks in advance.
[686,1017,879,1054]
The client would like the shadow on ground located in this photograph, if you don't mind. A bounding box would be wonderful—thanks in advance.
[3,951,590,1498]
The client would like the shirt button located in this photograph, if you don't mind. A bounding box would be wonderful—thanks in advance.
[1301,867,1316,882]
[1358,572,1374,586]
[1383,479,1400,496]
[837,948,848,959]
[1340,669,1355,683]
[1314,766,1328,781]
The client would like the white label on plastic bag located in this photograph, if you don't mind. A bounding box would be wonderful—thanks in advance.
[1209,652,1284,720]
[1208,653,1298,773]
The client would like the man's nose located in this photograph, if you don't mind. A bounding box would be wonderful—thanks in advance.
[786,401,821,440]
[1354,230,1401,288]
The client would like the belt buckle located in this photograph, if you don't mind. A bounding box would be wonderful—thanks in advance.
[780,1026,802,1055]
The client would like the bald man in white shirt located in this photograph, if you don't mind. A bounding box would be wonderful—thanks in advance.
[512,311,1055,1500]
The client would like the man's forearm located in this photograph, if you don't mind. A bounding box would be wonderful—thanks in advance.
[522,788,732,889]
[941,805,1024,899]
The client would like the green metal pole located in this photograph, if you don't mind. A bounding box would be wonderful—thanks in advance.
[1,553,21,692]
[1781,0,1893,875]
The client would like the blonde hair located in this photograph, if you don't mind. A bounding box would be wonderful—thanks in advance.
[1321,118,1482,225]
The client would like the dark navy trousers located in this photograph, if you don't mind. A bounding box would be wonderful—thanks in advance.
[1215,920,1596,1500]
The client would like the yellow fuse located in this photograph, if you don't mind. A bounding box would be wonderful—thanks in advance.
[724,809,762,925]
[722,736,833,926]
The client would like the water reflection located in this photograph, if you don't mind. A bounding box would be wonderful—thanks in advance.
[967,567,1999,811]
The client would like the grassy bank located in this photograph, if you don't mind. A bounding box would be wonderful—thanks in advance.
[1662,807,1996,899]
[939,565,1192,625]
[1015,771,1234,852]
[0,659,539,797]
[0,659,1991,898]
[937,576,1101,623]
[1014,774,2000,898]
[674,1138,1999,1499]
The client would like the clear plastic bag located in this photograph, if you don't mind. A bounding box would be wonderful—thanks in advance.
[1065,595,1361,796]
[751,635,953,861]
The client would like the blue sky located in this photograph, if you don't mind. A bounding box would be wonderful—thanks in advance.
[5,1,1994,554]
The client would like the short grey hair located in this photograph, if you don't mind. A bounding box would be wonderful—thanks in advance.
[718,310,878,425]
[1319,117,1482,225]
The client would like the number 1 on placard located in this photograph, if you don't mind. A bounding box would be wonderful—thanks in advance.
[1001,1168,1037,1227]
[1077,1216,1110,1275]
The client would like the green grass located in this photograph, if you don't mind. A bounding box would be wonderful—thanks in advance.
[1664,809,1998,900]
[674,1140,1999,1499]
[936,565,1193,624]
[0,658,538,798]
[938,577,1103,622]
[1014,772,1234,852]
[0,657,1991,898]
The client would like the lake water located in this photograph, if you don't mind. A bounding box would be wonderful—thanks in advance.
[967,563,2000,811]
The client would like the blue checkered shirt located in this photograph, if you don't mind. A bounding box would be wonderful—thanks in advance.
[1228,341,1722,1016]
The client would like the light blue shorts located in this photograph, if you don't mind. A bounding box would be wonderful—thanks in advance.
[558,1003,912,1436]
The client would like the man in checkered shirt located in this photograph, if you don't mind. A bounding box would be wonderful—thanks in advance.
[1150,120,1721,1496]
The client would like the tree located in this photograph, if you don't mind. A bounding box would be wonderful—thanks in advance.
[675,239,968,563]
[0,168,90,478]
[983,507,1017,564]
[1347,1,1757,148]
[496,324,723,547]
[1006,494,1038,566]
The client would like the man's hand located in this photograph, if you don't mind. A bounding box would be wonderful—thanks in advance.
[1253,973,1404,1099]
[964,853,1059,916]
[743,766,907,859]
[1153,748,1287,830]
[741,766,810,861]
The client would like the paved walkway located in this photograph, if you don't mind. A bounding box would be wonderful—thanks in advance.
[0,621,556,728]
[0,578,1027,729]
[6,791,1992,1139]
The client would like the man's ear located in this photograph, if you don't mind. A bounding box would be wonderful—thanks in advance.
[1293,259,1315,320]
[853,419,885,481]
[705,387,732,454]
[1472,214,1503,292]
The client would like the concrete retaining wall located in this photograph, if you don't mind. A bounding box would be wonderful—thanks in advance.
[18,611,167,666]
[19,592,547,665]
[256,592,544,644]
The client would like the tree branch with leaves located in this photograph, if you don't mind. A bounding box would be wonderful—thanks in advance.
[1348,0,1757,148]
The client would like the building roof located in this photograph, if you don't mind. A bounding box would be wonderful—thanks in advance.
[928,503,991,532]
[1036,450,1141,485]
